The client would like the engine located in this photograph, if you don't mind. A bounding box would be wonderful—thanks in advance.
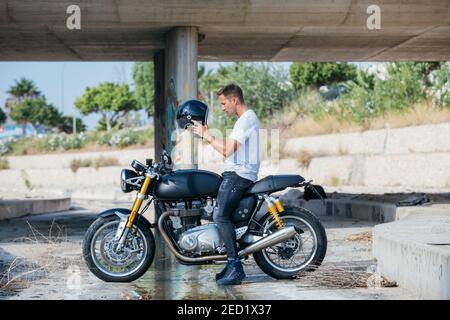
[165,198,248,256]
[178,224,226,255]
[166,198,221,255]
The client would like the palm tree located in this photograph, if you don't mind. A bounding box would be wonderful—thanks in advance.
[5,78,41,136]
[6,78,40,103]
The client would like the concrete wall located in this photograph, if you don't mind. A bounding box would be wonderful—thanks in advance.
[6,148,154,170]
[373,209,450,299]
[284,122,450,156]
[282,123,450,188]
[0,197,71,220]
[2,123,450,199]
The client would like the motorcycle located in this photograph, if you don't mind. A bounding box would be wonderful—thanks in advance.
[83,150,327,282]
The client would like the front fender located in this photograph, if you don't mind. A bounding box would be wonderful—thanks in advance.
[98,208,154,229]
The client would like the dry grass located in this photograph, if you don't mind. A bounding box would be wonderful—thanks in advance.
[0,158,9,170]
[69,159,92,173]
[326,176,342,186]
[0,220,69,295]
[296,150,313,168]
[346,231,373,242]
[295,263,397,289]
[283,114,359,138]
[338,145,349,156]
[69,156,119,173]
[278,100,450,139]
[368,101,450,130]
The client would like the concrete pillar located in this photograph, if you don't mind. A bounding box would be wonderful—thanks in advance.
[164,26,199,169]
[152,28,199,272]
[154,50,165,162]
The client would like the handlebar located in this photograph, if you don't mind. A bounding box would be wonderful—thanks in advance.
[130,149,172,178]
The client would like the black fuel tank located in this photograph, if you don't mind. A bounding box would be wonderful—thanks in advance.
[154,169,222,200]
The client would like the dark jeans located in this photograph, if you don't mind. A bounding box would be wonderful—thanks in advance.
[214,171,253,259]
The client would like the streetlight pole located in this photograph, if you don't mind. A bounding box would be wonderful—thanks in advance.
[61,62,66,115]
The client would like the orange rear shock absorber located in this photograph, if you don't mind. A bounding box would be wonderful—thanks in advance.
[264,195,285,229]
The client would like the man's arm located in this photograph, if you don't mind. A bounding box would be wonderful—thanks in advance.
[207,135,239,158]
[192,121,239,157]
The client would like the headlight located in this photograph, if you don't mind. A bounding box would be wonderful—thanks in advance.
[120,169,144,193]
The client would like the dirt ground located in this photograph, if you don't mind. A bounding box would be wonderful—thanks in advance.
[0,199,418,300]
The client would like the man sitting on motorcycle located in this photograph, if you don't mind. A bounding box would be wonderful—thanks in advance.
[193,83,260,286]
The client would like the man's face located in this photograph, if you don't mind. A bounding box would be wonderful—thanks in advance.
[218,94,237,117]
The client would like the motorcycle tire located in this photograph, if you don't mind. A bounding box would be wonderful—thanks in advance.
[253,206,327,279]
[83,216,155,282]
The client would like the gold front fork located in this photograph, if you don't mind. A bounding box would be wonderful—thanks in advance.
[126,175,152,228]
[264,195,285,230]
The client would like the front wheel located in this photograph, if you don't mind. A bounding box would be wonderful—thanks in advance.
[83,216,155,282]
[253,207,327,279]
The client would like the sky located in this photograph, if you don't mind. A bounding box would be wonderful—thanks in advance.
[0,61,365,130]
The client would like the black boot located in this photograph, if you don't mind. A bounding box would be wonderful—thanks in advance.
[215,263,229,281]
[216,259,246,286]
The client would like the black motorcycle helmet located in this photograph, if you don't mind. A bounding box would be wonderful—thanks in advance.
[176,99,209,129]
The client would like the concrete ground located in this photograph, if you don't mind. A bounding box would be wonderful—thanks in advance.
[0,199,418,300]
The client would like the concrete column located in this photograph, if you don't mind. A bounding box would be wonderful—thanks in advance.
[154,50,165,162]
[164,26,199,169]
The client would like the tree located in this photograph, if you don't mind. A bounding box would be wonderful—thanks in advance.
[371,63,427,114]
[6,78,40,104]
[10,97,62,135]
[289,62,357,91]
[58,116,86,134]
[0,108,6,125]
[198,64,221,106]
[216,62,294,120]
[5,78,42,136]
[132,62,154,116]
[74,82,140,131]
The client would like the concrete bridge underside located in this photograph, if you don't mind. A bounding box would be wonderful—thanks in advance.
[1,0,450,62]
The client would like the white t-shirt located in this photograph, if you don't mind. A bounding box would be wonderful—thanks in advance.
[224,109,260,182]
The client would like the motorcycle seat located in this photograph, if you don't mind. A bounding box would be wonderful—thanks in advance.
[246,175,305,195]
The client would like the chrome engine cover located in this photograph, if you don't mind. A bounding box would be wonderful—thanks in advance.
[178,224,224,255]
[177,224,249,255]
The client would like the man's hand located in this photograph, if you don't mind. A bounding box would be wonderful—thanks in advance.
[192,120,238,156]
[192,120,210,140]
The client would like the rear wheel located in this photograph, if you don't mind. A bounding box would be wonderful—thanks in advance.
[83,216,155,282]
[253,207,327,279]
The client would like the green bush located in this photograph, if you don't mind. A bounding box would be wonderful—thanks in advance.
[95,127,152,148]
[292,89,328,120]
[334,63,429,124]
[6,137,48,155]
[0,140,11,156]
[204,62,295,132]
[95,131,113,146]
[372,63,426,114]
[44,133,87,151]
[290,62,357,91]
[430,64,450,107]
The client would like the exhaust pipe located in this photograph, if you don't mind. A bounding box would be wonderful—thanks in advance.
[158,211,297,263]
[238,226,297,257]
